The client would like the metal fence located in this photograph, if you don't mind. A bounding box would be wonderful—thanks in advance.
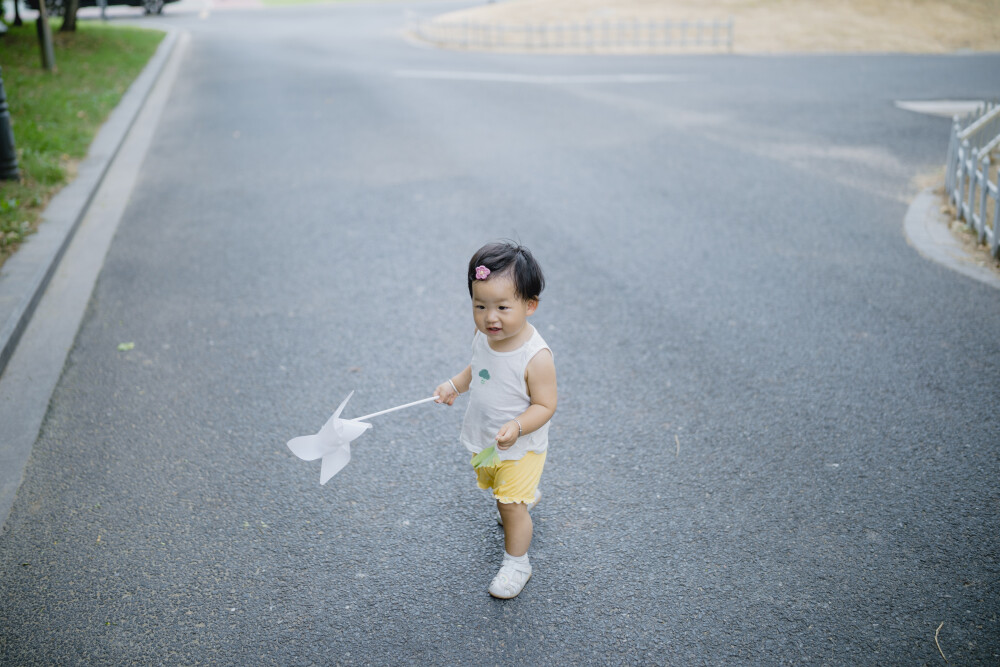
[945,102,1000,258]
[409,16,734,53]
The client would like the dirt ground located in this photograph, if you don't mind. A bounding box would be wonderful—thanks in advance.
[432,0,1000,54]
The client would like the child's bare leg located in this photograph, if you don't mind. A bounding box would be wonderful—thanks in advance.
[497,501,532,556]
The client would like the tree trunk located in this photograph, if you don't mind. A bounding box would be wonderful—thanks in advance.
[14,0,24,27]
[61,0,79,32]
[36,0,57,72]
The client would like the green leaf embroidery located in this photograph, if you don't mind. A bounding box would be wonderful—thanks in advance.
[470,445,499,470]
[479,369,490,384]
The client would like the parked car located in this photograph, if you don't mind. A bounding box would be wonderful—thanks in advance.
[25,0,178,16]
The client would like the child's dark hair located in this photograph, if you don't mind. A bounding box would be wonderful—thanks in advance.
[468,241,545,302]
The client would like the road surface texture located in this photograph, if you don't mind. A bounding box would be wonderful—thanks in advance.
[1,1,998,664]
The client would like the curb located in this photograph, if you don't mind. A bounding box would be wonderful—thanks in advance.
[903,188,1000,290]
[0,27,181,379]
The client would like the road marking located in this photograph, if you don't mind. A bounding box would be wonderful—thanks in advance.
[895,99,986,118]
[393,70,689,84]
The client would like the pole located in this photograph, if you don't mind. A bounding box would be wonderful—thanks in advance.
[0,68,19,181]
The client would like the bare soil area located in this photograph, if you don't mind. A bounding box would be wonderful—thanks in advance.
[433,0,1000,53]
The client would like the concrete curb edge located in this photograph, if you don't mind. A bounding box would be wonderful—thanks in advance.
[903,188,1000,290]
[0,27,181,379]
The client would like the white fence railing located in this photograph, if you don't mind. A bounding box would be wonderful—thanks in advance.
[945,102,1000,258]
[408,16,734,53]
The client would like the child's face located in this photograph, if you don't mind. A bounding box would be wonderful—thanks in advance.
[471,276,538,351]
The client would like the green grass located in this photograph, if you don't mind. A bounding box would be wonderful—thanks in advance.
[0,21,164,267]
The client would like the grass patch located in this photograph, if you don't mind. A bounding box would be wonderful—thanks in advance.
[0,21,164,268]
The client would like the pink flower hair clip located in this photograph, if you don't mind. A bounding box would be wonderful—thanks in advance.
[475,265,491,280]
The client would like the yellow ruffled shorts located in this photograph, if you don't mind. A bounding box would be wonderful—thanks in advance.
[475,451,547,504]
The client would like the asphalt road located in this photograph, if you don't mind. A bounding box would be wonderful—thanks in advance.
[2,1,999,664]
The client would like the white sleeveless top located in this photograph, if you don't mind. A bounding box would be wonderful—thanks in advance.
[460,327,552,461]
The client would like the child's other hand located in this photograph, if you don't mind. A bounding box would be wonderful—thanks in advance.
[495,421,519,450]
[434,382,458,406]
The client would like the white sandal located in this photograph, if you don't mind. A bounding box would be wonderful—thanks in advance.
[488,559,532,599]
[495,489,541,525]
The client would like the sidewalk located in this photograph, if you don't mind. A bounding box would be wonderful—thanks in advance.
[0,28,185,532]
[0,28,181,377]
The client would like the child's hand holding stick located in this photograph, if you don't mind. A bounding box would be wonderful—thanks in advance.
[434,368,471,406]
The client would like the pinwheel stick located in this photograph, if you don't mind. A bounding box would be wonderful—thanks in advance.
[352,396,438,422]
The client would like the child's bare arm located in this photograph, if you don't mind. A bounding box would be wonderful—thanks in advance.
[434,365,472,405]
[496,350,557,449]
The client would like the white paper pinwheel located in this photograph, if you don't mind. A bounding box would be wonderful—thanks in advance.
[287,392,437,484]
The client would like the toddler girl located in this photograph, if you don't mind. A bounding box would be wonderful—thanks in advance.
[434,241,557,599]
